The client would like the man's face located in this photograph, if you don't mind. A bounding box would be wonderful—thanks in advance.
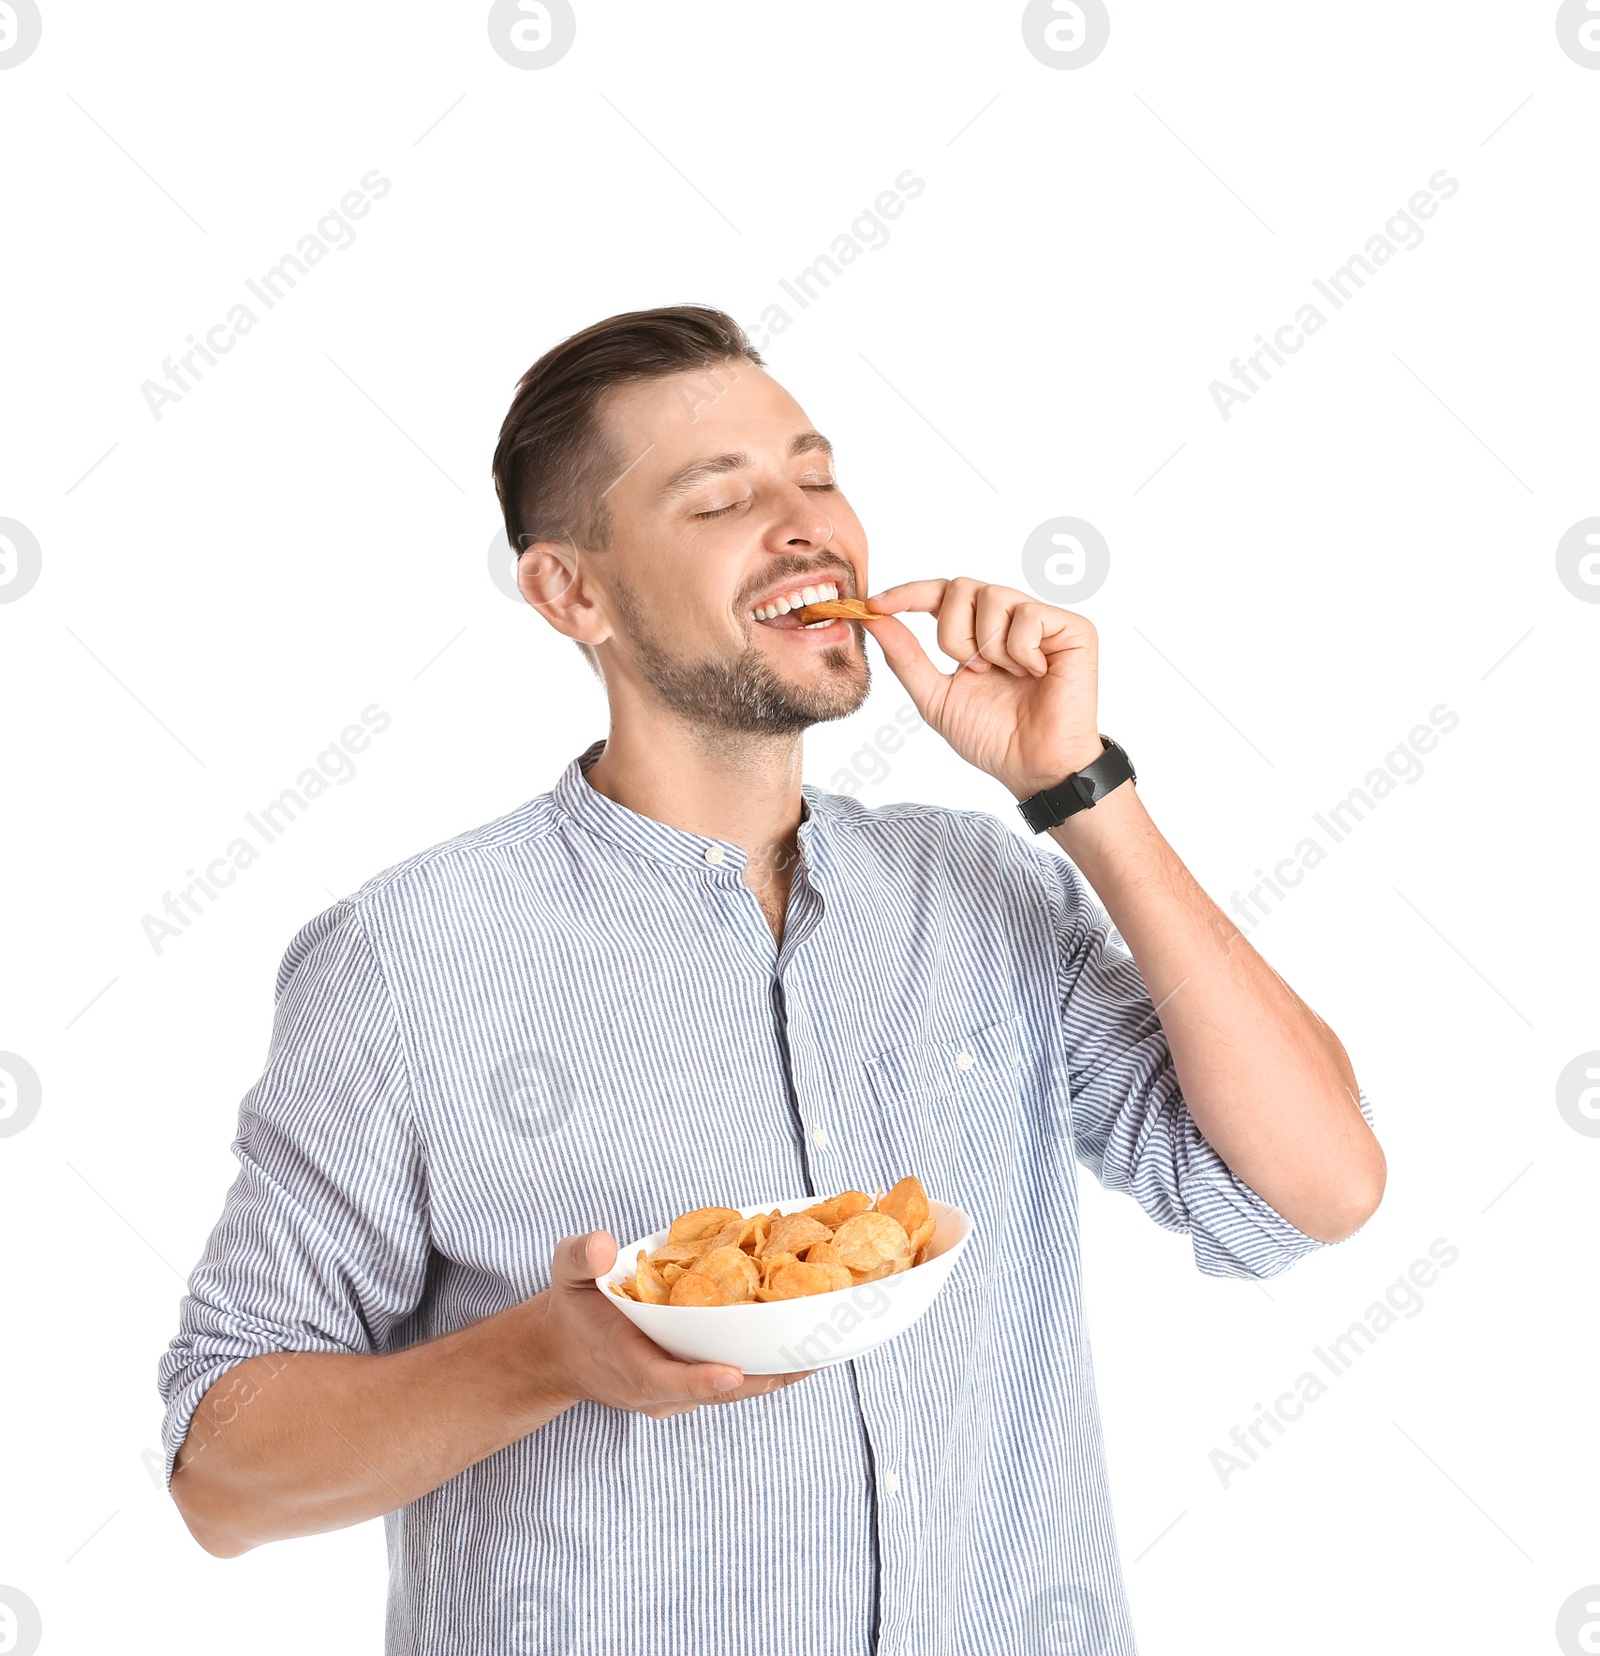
[584,361,871,735]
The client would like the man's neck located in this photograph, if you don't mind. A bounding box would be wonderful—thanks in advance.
[584,715,806,882]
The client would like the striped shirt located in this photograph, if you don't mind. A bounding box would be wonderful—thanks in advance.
[158,742,1375,1655]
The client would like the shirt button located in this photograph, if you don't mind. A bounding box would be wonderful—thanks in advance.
[814,1126,830,1149]
[883,1471,900,1494]
[703,845,725,866]
[954,1051,975,1071]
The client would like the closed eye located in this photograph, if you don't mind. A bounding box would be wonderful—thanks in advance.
[695,482,836,520]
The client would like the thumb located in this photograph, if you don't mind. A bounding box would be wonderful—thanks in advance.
[861,613,947,720]
[556,1229,617,1286]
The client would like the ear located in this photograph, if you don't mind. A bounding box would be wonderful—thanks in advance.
[515,539,612,648]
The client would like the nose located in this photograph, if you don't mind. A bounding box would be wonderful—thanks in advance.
[782,509,834,551]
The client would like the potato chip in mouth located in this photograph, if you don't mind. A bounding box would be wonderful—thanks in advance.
[794,597,875,624]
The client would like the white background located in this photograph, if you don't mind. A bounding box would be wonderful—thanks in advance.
[2,3,1596,1652]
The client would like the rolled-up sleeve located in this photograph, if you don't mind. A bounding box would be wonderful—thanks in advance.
[1045,849,1377,1280]
[156,898,431,1488]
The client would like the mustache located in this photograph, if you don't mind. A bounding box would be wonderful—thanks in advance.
[735,515,847,610]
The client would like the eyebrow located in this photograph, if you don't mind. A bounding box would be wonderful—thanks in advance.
[655,431,834,504]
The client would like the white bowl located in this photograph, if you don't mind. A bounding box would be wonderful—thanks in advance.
[597,1194,974,1374]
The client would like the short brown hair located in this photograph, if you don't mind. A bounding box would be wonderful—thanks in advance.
[493,304,764,561]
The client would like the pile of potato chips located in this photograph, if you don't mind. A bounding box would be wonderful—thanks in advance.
[609,1176,936,1306]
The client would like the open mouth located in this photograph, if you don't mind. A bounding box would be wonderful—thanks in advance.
[748,580,846,632]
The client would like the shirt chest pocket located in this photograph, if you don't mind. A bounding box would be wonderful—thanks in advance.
[861,1012,1028,1267]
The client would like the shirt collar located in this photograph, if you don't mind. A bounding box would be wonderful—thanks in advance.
[550,741,838,875]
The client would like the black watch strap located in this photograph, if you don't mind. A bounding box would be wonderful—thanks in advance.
[1017,736,1136,834]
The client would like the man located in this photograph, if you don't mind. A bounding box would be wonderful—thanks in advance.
[158,305,1384,1653]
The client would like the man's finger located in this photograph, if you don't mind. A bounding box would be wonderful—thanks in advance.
[865,578,949,617]
[629,1346,747,1402]
[859,612,948,716]
[933,577,986,671]
[973,586,1030,677]
[557,1230,616,1286]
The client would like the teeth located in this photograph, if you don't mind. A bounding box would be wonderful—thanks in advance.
[749,581,842,622]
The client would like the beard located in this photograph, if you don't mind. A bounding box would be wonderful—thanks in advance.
[609,578,871,735]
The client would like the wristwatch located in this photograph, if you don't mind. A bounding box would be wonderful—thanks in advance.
[1016,736,1136,834]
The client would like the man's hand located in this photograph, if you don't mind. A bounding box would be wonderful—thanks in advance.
[854,588,1384,1245]
[860,578,1104,797]
[536,1231,816,1419]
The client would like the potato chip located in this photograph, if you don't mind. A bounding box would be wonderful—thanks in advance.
[794,597,874,622]
[766,1261,843,1299]
[691,1245,760,1305]
[698,1223,746,1258]
[832,1211,912,1273]
[907,1217,936,1257]
[802,1240,841,1268]
[879,1176,930,1238]
[803,1190,871,1229]
[648,1239,712,1269]
[634,1251,672,1306]
[759,1250,799,1283]
[759,1213,833,1259]
[669,1271,727,1307]
[660,1263,686,1287]
[668,1207,743,1244]
[753,1254,799,1302]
